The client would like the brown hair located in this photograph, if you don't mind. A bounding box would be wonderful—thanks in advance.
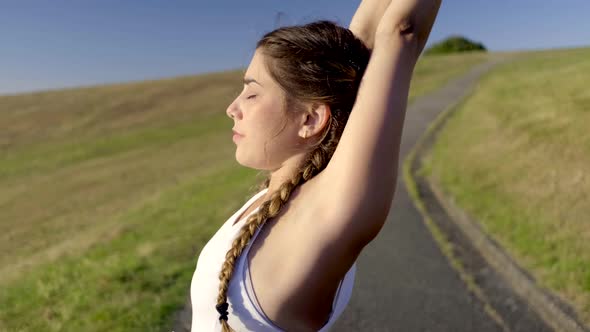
[216,20,371,331]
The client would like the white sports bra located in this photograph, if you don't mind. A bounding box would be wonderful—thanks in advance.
[190,188,356,331]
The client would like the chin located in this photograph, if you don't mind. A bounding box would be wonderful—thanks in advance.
[235,152,269,171]
[235,151,254,168]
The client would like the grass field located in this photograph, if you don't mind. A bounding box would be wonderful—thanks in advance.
[0,52,488,331]
[421,46,590,325]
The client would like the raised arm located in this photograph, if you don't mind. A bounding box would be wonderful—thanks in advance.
[318,0,442,241]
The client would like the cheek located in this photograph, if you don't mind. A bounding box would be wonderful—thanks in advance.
[250,101,286,136]
[241,98,297,151]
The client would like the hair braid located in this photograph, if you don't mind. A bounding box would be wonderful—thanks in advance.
[216,116,342,331]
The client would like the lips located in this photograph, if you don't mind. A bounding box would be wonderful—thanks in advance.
[232,129,244,143]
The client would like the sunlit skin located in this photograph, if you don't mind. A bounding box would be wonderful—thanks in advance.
[225,49,331,198]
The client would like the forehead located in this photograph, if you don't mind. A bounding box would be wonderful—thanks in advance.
[244,50,271,87]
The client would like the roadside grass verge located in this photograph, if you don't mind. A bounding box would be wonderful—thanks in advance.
[421,46,590,325]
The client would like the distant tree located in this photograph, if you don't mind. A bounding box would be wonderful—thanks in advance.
[424,35,487,55]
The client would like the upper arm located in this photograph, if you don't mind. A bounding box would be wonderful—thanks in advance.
[318,36,418,239]
[289,0,443,277]
[319,0,441,238]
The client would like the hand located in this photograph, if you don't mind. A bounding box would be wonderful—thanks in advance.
[375,0,442,57]
[348,0,392,49]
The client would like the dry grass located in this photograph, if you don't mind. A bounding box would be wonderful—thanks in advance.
[0,70,242,151]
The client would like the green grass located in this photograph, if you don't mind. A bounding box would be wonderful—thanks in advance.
[423,46,590,325]
[1,164,258,331]
[0,52,488,331]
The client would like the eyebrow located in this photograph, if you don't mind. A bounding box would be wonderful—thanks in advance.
[243,77,263,87]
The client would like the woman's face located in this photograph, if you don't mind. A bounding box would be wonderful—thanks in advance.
[226,49,305,171]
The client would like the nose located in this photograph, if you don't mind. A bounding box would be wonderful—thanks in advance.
[226,97,242,120]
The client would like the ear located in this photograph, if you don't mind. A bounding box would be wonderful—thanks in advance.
[299,103,331,139]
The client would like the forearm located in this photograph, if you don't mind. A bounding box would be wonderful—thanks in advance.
[348,0,391,49]
[375,0,442,57]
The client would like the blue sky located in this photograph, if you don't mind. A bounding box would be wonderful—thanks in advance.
[1,0,589,96]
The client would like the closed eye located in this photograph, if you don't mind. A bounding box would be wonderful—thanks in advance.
[247,95,257,100]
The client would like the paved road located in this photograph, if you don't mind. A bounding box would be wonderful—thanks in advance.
[173,55,553,332]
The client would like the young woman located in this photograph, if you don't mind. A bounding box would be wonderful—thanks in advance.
[190,0,441,331]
